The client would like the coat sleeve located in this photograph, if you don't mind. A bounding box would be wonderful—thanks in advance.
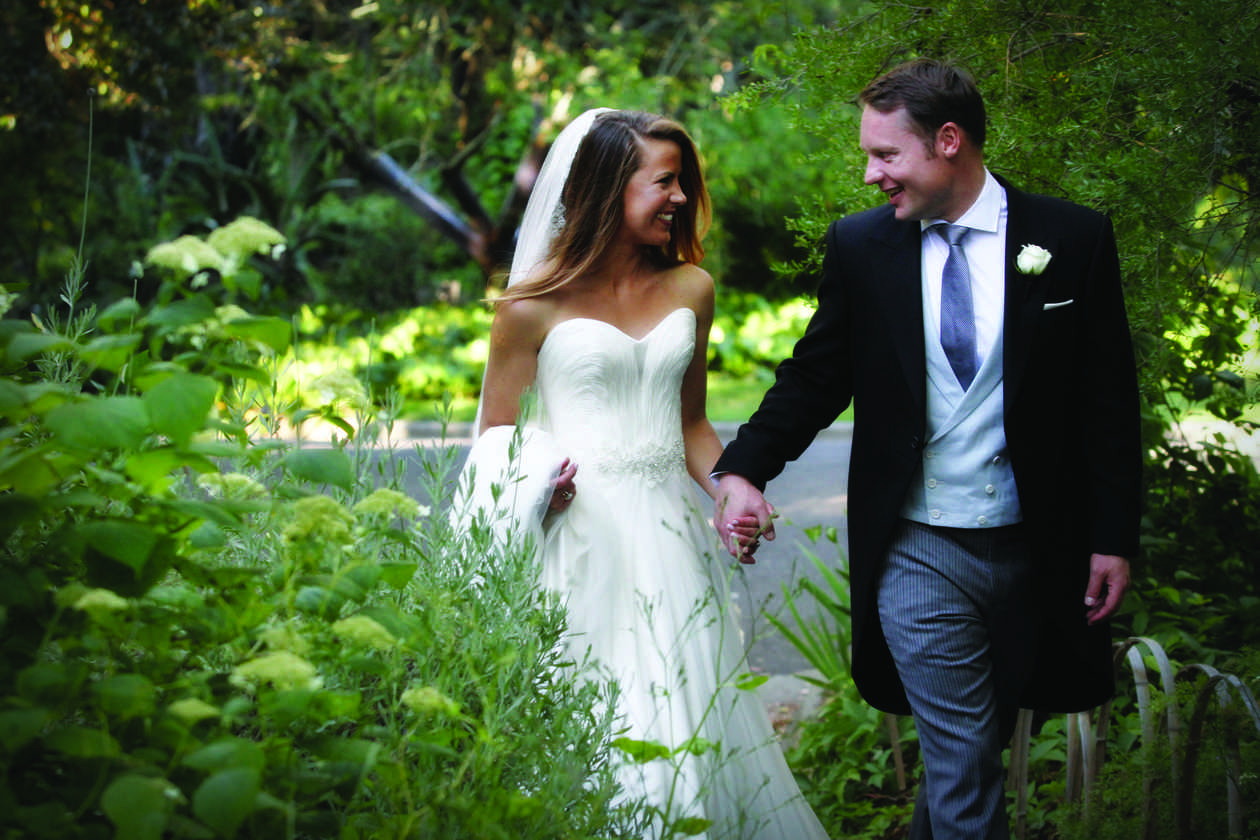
[1080,216,1143,558]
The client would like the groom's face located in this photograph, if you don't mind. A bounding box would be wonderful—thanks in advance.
[860,106,958,222]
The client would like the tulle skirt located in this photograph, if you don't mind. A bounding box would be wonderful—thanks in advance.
[540,464,829,840]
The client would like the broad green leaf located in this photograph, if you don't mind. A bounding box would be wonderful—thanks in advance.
[22,382,74,414]
[377,562,417,590]
[225,266,262,300]
[144,297,215,330]
[94,674,158,719]
[0,380,72,419]
[17,662,78,704]
[282,448,354,490]
[0,708,51,751]
[734,672,769,691]
[213,360,272,386]
[132,360,193,391]
[312,691,362,720]
[189,520,227,549]
[97,297,142,332]
[0,379,26,414]
[259,689,318,728]
[221,315,292,353]
[611,737,671,764]
[78,333,143,372]
[673,737,716,757]
[143,372,219,445]
[45,725,121,758]
[45,396,149,451]
[158,497,254,528]
[124,448,185,494]
[295,585,345,618]
[315,735,380,766]
[669,816,713,837]
[5,331,75,363]
[187,438,250,458]
[102,774,175,840]
[184,737,267,772]
[192,767,261,837]
[0,449,64,495]
[78,519,159,575]
[80,521,175,597]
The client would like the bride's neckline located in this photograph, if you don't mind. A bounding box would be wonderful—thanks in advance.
[543,307,694,347]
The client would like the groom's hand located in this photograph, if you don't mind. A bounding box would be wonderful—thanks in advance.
[1084,553,1130,624]
[714,473,776,564]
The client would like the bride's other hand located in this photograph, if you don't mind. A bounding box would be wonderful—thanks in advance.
[726,515,765,563]
[549,458,578,511]
[714,474,776,563]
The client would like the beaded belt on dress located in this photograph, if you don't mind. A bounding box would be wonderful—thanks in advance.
[587,438,686,486]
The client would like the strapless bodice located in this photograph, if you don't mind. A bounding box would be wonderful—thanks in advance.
[535,308,694,485]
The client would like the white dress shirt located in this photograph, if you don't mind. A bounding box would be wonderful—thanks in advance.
[919,169,1008,364]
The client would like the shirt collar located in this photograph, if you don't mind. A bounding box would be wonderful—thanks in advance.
[920,168,1003,235]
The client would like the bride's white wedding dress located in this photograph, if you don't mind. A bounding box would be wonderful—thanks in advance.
[530,307,828,839]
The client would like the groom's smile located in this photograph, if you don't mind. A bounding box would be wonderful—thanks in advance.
[859,105,962,222]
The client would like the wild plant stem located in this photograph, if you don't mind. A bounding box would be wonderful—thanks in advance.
[78,90,94,263]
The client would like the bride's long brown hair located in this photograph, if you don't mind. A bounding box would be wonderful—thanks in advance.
[496,110,711,304]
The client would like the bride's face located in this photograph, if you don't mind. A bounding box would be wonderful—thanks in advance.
[619,138,686,250]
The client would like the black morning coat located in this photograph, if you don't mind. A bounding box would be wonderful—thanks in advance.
[715,175,1142,715]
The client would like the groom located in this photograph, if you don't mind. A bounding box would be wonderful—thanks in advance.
[714,59,1141,838]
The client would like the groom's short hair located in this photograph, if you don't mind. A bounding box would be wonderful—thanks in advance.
[859,58,987,151]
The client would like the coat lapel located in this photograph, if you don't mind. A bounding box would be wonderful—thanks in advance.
[1002,180,1056,409]
[870,219,927,414]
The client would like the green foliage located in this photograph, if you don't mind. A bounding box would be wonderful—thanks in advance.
[6,0,847,314]
[1056,655,1260,840]
[733,0,1260,432]
[710,291,816,380]
[0,249,634,838]
[789,681,915,839]
[272,287,820,426]
[1122,433,1260,658]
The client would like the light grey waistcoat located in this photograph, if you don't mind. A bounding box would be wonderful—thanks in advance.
[900,309,1022,529]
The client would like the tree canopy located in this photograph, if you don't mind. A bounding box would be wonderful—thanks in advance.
[1,0,840,308]
[734,0,1260,430]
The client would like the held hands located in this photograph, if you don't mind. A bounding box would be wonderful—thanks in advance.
[548,458,578,512]
[1084,553,1130,624]
[714,473,777,564]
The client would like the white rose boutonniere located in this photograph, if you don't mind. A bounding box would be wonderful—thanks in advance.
[1016,244,1052,275]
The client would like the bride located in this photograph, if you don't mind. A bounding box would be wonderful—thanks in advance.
[456,108,828,839]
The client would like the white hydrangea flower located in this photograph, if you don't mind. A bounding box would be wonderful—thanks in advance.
[332,615,396,650]
[230,651,322,691]
[400,685,461,718]
[353,488,427,519]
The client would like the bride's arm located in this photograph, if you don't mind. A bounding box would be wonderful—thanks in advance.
[479,298,547,435]
[478,298,577,512]
[679,268,724,498]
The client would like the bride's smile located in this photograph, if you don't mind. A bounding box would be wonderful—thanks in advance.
[620,137,687,249]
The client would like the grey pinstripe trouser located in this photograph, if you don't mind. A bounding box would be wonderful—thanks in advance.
[877,519,1042,840]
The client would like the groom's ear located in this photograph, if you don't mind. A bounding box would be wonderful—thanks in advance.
[936,122,964,158]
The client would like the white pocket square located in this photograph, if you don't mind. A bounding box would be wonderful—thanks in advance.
[1042,299,1075,311]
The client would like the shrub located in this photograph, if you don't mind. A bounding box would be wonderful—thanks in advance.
[0,245,632,837]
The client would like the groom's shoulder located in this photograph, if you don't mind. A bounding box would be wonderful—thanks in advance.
[829,202,901,240]
[1001,175,1109,229]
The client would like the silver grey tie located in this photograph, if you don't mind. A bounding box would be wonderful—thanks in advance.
[936,224,977,389]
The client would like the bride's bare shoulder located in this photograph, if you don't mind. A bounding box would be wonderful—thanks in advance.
[665,263,715,314]
[490,295,558,350]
